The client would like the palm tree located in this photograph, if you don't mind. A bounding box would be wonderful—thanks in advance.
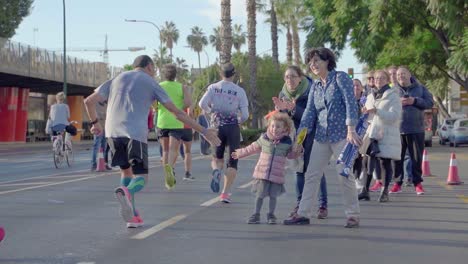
[247,0,259,128]
[152,46,171,78]
[220,0,232,64]
[257,0,280,70]
[160,21,179,60]
[209,26,222,61]
[276,0,307,66]
[186,26,208,71]
[232,24,246,53]
[175,57,190,83]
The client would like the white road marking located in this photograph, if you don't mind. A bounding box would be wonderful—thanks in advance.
[200,196,220,207]
[0,182,54,187]
[238,180,255,189]
[131,214,187,240]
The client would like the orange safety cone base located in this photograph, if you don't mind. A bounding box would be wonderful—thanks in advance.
[446,153,463,185]
[422,149,433,177]
[96,147,106,172]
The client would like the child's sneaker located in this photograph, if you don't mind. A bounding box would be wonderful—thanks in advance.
[344,217,360,228]
[114,186,134,222]
[317,207,328,219]
[127,215,144,228]
[210,169,222,193]
[247,213,260,224]
[267,213,277,224]
[164,164,176,190]
[220,193,231,203]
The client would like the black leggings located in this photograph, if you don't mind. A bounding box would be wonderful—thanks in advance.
[364,157,392,190]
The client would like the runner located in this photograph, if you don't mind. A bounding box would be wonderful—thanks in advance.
[199,63,249,203]
[84,55,220,228]
[157,64,192,188]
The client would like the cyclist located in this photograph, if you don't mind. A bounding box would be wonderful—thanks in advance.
[199,62,249,203]
[47,92,70,137]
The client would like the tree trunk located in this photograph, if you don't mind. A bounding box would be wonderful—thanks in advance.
[286,25,293,65]
[270,0,279,71]
[197,52,201,73]
[292,21,302,65]
[434,95,451,119]
[247,0,258,129]
[220,0,232,64]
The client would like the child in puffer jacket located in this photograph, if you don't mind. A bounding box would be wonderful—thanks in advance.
[232,112,299,224]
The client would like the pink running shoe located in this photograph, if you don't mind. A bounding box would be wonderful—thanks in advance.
[389,183,402,194]
[114,186,134,222]
[369,181,383,192]
[415,183,425,195]
[0,227,5,243]
[127,215,144,228]
[220,193,232,203]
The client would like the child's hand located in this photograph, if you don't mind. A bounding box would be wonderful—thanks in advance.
[292,143,303,154]
[231,150,240,160]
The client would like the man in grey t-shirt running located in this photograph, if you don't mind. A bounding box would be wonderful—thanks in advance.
[199,63,249,203]
[84,55,220,228]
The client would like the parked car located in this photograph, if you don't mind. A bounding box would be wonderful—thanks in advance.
[449,118,468,147]
[437,118,457,145]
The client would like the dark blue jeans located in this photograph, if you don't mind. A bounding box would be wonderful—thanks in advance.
[296,172,327,208]
[92,132,108,167]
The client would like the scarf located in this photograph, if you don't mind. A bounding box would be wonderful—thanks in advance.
[281,77,309,100]
[375,84,390,100]
[266,130,289,144]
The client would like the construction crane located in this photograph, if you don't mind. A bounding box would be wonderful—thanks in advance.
[55,34,145,64]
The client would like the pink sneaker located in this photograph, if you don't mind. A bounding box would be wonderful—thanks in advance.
[389,183,402,194]
[127,215,144,228]
[415,183,425,195]
[220,193,232,203]
[369,181,383,192]
[0,227,5,243]
[114,186,134,222]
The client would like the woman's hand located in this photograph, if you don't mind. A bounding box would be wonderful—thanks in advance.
[91,123,103,136]
[347,130,362,146]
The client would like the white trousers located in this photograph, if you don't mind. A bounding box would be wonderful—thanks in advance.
[297,140,360,218]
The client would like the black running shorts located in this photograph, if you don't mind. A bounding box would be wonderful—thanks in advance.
[107,137,148,174]
[214,124,240,169]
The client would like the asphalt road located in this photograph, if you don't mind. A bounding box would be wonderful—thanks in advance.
[0,138,467,264]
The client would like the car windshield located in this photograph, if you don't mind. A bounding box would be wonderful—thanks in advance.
[459,120,468,127]
[447,120,456,125]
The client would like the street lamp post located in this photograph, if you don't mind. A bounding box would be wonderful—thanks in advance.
[125,19,163,65]
[62,0,67,100]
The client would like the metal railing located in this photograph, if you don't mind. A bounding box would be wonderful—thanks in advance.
[0,37,122,88]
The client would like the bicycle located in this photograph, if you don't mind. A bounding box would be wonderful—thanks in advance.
[52,121,77,168]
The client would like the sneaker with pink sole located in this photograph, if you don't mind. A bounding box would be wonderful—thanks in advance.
[0,227,5,243]
[114,186,134,222]
[127,215,144,228]
[220,193,232,203]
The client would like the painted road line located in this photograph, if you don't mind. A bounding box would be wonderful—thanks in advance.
[238,180,255,189]
[0,174,111,195]
[131,214,187,240]
[0,182,55,187]
[200,196,220,207]
[456,195,468,203]
[436,180,453,190]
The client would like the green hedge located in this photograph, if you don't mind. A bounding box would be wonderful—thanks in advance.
[240,129,265,147]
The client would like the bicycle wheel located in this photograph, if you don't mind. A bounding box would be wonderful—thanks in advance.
[65,143,74,167]
[53,140,63,168]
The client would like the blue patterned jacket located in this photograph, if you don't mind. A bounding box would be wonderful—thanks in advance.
[298,70,359,143]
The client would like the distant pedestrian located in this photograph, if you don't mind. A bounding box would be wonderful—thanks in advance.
[199,62,249,203]
[90,100,111,171]
[232,112,299,224]
[84,55,220,228]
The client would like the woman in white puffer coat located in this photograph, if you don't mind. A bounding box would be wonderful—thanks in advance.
[363,70,402,202]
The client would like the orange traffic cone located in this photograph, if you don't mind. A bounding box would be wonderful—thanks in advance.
[447,153,463,185]
[96,147,106,172]
[422,149,432,177]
